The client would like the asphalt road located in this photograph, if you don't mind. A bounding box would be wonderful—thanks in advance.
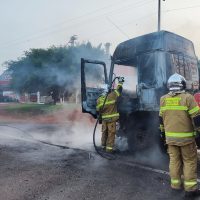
[0,123,199,200]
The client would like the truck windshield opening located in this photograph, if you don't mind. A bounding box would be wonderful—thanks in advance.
[113,64,137,97]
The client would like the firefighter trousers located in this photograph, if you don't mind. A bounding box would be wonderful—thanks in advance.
[168,142,197,191]
[101,120,116,152]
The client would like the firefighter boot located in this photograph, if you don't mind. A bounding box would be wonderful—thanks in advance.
[105,146,114,154]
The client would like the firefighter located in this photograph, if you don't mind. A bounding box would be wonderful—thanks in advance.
[96,77,124,153]
[159,73,200,197]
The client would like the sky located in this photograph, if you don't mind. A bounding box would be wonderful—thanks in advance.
[1,0,200,73]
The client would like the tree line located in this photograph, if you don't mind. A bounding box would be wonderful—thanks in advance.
[6,42,109,103]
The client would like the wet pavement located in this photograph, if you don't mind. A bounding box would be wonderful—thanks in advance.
[0,123,199,200]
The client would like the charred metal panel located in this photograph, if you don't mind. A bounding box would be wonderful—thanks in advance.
[81,58,108,117]
[113,31,196,62]
[164,33,196,58]
[137,51,168,111]
[113,31,163,62]
[81,30,198,153]
[82,88,103,115]
[118,95,139,114]
[111,31,198,112]
[169,54,199,90]
[139,89,158,111]
[118,111,162,152]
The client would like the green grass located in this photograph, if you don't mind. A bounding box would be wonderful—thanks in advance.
[4,103,63,115]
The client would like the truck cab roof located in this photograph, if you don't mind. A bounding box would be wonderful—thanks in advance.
[113,31,196,64]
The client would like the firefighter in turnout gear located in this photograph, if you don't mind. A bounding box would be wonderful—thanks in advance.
[159,73,200,197]
[96,77,124,153]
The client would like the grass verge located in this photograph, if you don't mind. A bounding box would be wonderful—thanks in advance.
[3,103,63,115]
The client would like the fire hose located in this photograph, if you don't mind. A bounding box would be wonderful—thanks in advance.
[0,77,123,160]
[93,76,124,160]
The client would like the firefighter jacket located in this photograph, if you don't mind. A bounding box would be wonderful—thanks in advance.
[96,83,123,122]
[159,91,200,146]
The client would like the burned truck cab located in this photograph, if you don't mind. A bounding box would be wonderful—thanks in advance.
[81,31,199,152]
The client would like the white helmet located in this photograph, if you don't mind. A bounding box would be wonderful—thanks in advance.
[167,73,186,91]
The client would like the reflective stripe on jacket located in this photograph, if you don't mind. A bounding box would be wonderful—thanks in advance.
[159,92,200,146]
[102,113,120,120]
[96,83,123,122]
[96,98,116,111]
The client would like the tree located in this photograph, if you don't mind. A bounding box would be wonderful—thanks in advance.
[6,42,109,103]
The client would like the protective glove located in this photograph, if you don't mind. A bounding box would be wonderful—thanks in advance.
[159,129,167,148]
[118,77,124,83]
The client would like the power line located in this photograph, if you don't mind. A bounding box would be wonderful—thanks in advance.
[0,0,126,45]
[99,3,200,41]
[0,1,124,47]
[88,12,157,40]
[106,16,130,39]
[3,1,199,50]
[1,11,156,51]
[107,0,156,18]
[0,0,155,48]
[164,4,200,13]
[0,0,150,46]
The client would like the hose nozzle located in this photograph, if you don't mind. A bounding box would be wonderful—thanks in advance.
[117,76,125,83]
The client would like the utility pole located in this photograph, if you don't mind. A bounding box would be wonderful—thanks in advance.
[68,35,78,46]
[158,0,165,32]
[104,43,111,55]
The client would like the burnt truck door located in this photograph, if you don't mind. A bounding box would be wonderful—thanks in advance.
[81,58,108,117]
